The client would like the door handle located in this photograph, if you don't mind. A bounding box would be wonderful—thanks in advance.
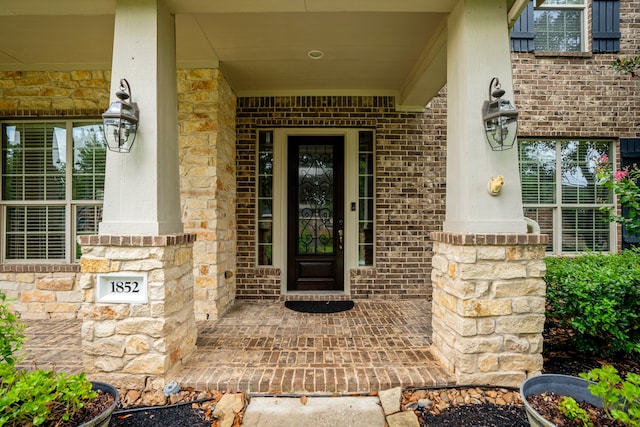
[338,229,343,250]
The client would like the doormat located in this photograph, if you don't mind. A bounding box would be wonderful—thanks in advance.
[284,300,355,314]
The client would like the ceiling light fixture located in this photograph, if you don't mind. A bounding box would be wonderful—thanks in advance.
[308,50,324,59]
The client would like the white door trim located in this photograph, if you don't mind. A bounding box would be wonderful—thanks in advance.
[273,128,360,295]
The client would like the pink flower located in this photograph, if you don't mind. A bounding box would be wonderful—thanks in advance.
[614,170,628,181]
[601,155,609,163]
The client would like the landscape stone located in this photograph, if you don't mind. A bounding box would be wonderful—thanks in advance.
[379,386,402,415]
[212,393,244,427]
[386,410,420,427]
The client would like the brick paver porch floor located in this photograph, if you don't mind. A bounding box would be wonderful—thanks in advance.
[18,299,455,394]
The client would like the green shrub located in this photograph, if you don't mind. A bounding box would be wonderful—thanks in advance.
[0,291,98,426]
[558,396,593,426]
[581,365,640,426]
[544,249,640,355]
[0,292,25,366]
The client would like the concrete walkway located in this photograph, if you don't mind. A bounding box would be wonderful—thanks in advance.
[242,396,387,427]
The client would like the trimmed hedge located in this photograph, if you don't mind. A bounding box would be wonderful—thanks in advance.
[544,249,640,356]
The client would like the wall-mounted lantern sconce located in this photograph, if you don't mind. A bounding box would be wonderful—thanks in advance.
[482,77,518,151]
[102,79,139,153]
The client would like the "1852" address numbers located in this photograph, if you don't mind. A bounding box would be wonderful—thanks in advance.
[97,274,148,303]
[109,281,141,293]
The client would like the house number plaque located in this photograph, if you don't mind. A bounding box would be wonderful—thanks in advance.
[96,273,148,304]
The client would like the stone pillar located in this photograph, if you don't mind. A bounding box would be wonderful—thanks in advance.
[78,234,196,389]
[430,232,548,387]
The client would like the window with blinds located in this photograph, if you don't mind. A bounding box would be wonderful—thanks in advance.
[1,121,106,262]
[534,0,586,52]
[519,139,613,254]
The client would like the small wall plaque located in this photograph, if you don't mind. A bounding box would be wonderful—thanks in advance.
[96,273,148,304]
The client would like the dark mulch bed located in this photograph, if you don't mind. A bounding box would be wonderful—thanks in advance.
[421,402,529,426]
[415,316,640,427]
[107,317,640,427]
[109,404,211,427]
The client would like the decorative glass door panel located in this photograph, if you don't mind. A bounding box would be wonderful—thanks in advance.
[287,136,344,291]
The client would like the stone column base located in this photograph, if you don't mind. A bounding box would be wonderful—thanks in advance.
[430,232,548,387]
[78,234,197,389]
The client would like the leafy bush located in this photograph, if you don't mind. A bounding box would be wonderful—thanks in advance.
[581,365,640,426]
[0,365,97,427]
[0,292,25,365]
[0,291,98,426]
[558,396,592,426]
[558,365,640,426]
[544,250,640,355]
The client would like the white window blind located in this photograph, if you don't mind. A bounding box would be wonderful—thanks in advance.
[534,0,586,52]
[1,120,106,262]
[519,139,613,254]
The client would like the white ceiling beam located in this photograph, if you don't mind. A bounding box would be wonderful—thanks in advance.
[396,20,447,111]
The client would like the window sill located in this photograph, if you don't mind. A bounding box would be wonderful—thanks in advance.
[534,51,593,58]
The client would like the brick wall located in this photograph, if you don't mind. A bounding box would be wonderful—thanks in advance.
[512,0,639,139]
[235,95,448,299]
[511,0,640,251]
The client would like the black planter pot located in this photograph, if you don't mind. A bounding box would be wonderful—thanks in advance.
[520,374,603,427]
[77,382,119,427]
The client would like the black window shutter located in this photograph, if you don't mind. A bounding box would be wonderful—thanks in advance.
[619,138,640,249]
[621,138,640,158]
[593,0,620,53]
[510,1,535,52]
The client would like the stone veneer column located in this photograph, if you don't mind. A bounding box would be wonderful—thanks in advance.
[430,232,548,387]
[78,234,196,389]
[179,69,237,320]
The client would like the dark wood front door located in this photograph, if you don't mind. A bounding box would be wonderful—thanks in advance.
[287,135,344,291]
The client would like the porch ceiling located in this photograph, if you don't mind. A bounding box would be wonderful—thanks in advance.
[0,0,522,111]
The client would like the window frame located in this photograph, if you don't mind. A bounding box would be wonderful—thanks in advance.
[258,128,375,292]
[256,129,274,266]
[533,0,588,53]
[519,138,616,255]
[1,119,105,264]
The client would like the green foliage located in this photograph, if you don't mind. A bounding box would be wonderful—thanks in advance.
[0,290,97,427]
[0,292,25,366]
[596,155,640,238]
[559,396,593,427]
[612,56,640,77]
[581,365,640,426]
[0,366,97,427]
[544,250,640,355]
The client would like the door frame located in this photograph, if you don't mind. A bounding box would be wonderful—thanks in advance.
[272,128,361,295]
